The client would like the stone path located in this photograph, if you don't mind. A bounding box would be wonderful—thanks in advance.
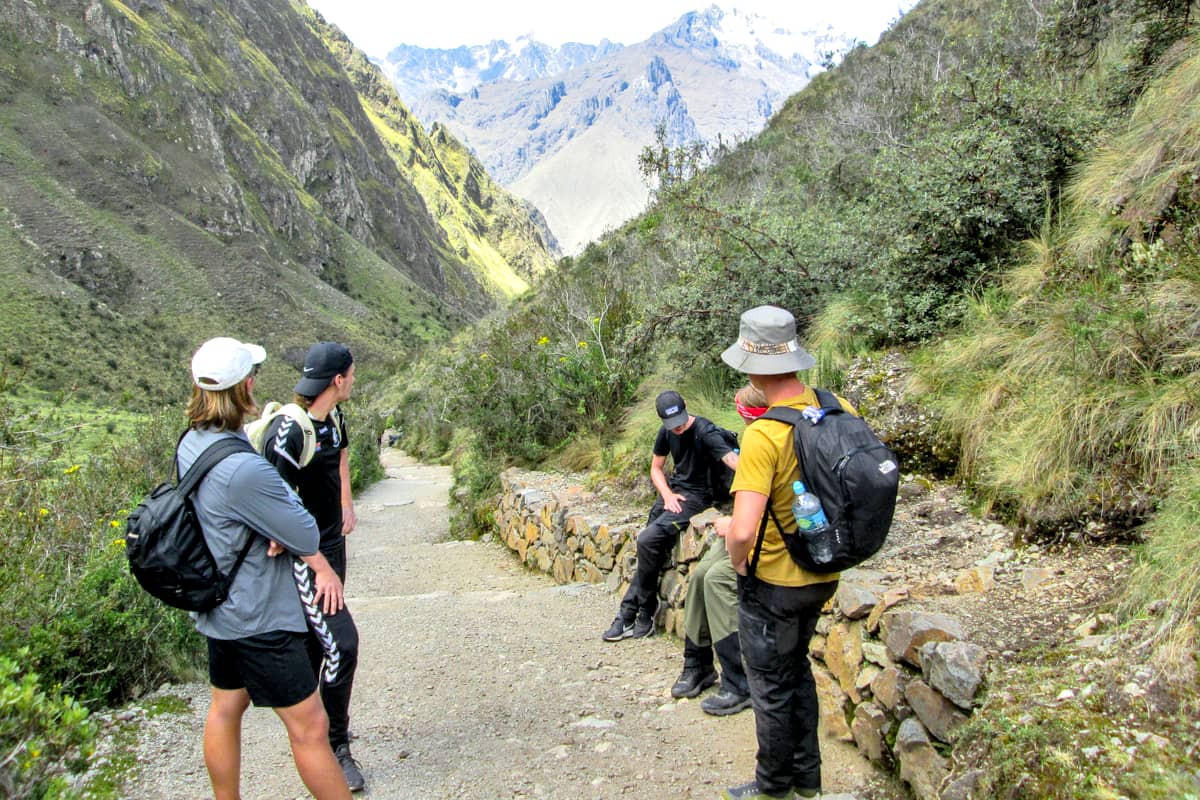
[121,449,887,799]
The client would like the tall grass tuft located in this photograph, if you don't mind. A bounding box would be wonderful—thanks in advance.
[1119,460,1200,686]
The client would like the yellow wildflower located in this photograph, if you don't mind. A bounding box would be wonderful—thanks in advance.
[577,341,588,348]
[63,464,81,475]
[38,508,49,517]
[537,336,550,346]
[112,538,126,549]
[110,520,121,528]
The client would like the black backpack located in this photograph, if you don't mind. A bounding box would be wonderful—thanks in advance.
[125,434,257,611]
[697,418,739,504]
[751,389,899,574]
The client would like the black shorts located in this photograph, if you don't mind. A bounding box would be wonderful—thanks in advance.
[207,630,318,708]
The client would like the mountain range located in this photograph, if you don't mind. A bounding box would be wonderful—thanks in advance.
[379,6,873,254]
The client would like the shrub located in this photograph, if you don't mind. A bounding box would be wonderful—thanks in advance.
[0,651,97,800]
[0,390,202,707]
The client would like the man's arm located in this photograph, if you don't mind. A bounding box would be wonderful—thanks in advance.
[716,490,768,575]
[298,550,345,615]
[651,453,687,513]
[339,448,356,535]
[721,451,739,470]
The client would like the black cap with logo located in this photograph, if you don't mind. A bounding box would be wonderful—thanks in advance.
[655,390,689,429]
[294,342,353,397]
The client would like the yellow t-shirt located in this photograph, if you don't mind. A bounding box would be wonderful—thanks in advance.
[730,387,853,587]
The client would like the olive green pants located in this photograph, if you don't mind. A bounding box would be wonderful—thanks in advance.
[684,538,740,649]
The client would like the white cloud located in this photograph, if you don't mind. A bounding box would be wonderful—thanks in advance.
[306,0,909,58]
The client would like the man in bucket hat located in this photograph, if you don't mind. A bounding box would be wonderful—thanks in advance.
[601,390,740,642]
[262,342,366,791]
[712,306,852,800]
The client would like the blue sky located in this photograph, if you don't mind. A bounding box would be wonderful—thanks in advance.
[306,0,912,57]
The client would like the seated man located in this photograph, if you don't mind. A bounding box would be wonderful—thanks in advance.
[603,390,739,641]
[671,384,767,716]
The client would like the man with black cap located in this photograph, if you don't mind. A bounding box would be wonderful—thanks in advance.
[602,390,739,642]
[263,342,365,791]
[713,306,851,800]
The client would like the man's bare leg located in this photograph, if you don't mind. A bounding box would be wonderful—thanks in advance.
[205,687,250,800]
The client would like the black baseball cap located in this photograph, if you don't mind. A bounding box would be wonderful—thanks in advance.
[294,342,353,396]
[655,390,688,429]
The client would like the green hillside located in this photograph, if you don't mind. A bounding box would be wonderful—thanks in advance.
[0,0,553,407]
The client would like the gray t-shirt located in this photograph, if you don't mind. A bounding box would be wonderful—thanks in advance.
[179,428,320,640]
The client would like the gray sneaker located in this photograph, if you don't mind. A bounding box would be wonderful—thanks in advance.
[602,616,635,642]
[335,743,365,792]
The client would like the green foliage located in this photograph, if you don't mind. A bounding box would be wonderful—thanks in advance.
[0,388,201,708]
[914,38,1200,534]
[389,252,645,534]
[954,652,1200,798]
[0,652,97,800]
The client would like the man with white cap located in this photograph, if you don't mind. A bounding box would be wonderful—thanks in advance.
[712,307,850,800]
[602,390,739,642]
[262,341,365,791]
[183,336,350,800]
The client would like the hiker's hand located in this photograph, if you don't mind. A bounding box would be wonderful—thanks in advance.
[313,567,345,615]
[266,540,284,557]
[342,505,357,536]
[664,492,686,514]
[713,516,732,538]
[732,557,749,576]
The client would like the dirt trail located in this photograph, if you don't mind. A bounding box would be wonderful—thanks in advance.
[122,449,886,799]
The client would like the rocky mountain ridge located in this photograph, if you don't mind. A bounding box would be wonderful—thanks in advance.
[380,5,873,254]
[0,0,554,404]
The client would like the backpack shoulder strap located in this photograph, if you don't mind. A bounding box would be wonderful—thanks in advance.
[761,406,803,426]
[279,404,317,465]
[177,436,255,497]
[813,388,844,413]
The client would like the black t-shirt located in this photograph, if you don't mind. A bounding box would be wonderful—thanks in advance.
[263,406,349,553]
[652,416,734,497]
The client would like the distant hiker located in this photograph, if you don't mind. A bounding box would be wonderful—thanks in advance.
[714,306,851,800]
[183,336,350,800]
[261,341,365,792]
[670,383,767,716]
[603,390,739,641]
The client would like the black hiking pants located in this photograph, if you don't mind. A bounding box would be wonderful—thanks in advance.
[306,543,359,750]
[737,573,838,796]
[617,491,709,622]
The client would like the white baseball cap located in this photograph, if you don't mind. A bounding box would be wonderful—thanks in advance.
[191,337,267,391]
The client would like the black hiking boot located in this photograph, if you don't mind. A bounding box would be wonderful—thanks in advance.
[671,666,718,698]
[700,688,752,716]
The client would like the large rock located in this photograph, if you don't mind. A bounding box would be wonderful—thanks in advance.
[894,718,950,800]
[904,679,968,743]
[813,666,853,742]
[825,621,865,702]
[881,611,964,667]
[870,666,909,712]
[836,581,881,620]
[851,701,892,763]
[921,641,988,710]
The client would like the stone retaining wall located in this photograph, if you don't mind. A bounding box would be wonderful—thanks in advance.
[495,468,988,800]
